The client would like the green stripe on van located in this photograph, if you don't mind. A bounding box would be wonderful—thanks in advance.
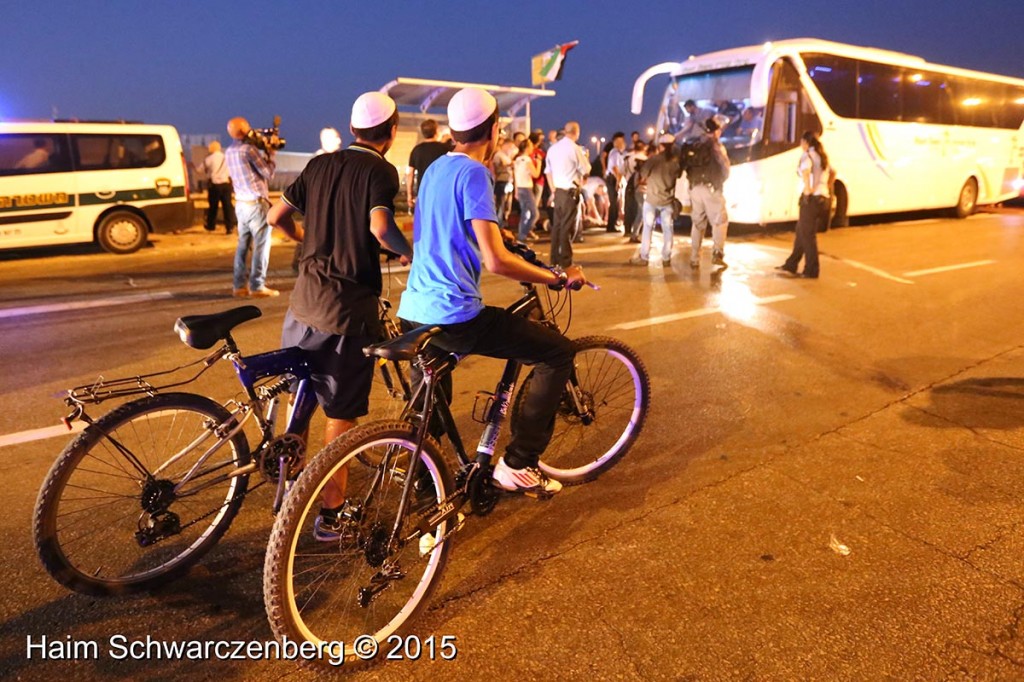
[0,186,186,213]
[78,186,186,205]
[0,192,76,213]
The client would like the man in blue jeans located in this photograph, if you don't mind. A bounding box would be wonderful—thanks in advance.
[225,116,278,298]
[397,87,588,497]
[630,134,682,267]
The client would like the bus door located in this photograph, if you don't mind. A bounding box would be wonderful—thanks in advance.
[764,59,822,219]
[0,133,77,249]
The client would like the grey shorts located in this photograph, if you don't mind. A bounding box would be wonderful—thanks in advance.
[690,183,728,228]
[281,310,376,420]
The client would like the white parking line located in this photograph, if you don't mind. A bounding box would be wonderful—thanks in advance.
[903,260,995,277]
[0,422,85,449]
[610,294,796,330]
[828,257,914,285]
[0,292,175,320]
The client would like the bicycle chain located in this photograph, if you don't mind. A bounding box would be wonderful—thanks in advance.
[170,480,266,535]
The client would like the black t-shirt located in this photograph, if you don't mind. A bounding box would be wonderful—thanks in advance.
[283,143,399,336]
[408,141,450,192]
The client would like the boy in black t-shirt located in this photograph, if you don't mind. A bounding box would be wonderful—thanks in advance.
[405,118,450,210]
[268,92,413,541]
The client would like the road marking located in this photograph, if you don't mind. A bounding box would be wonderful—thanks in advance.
[828,257,914,285]
[903,260,996,278]
[0,422,85,449]
[609,294,796,330]
[571,243,636,255]
[0,291,175,320]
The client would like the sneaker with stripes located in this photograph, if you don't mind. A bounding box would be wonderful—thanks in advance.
[491,457,562,497]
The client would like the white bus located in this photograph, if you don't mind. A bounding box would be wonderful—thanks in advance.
[631,38,1024,225]
[0,121,192,254]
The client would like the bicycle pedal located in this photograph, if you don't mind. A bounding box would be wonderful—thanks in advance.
[418,513,464,556]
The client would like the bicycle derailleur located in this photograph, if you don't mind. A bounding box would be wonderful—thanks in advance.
[135,479,180,547]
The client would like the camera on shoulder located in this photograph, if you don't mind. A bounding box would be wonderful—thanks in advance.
[245,115,287,153]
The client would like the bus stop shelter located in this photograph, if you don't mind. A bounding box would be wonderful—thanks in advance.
[378,77,556,184]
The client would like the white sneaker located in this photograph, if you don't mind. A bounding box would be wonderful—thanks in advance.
[492,457,562,497]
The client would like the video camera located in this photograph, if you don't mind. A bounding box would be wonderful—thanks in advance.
[244,115,286,153]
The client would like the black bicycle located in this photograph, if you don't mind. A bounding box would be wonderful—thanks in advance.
[33,299,411,596]
[263,242,650,668]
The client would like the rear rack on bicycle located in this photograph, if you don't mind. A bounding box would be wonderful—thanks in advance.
[66,346,224,406]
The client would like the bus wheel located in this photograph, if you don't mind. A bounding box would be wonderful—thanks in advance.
[97,211,148,254]
[954,178,978,219]
[829,182,849,228]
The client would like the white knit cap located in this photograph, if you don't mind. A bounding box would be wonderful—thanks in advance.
[351,92,397,129]
[447,88,498,132]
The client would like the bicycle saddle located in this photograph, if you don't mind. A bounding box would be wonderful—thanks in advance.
[174,305,263,350]
[364,325,442,361]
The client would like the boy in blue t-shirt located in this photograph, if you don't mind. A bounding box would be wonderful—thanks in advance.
[397,88,587,496]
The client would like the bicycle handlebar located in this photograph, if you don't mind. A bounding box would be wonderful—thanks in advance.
[502,239,598,291]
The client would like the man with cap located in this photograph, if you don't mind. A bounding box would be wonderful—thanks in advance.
[268,92,414,541]
[687,115,731,269]
[225,116,277,297]
[398,87,587,497]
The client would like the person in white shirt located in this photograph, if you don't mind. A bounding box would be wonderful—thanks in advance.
[604,132,627,232]
[513,138,541,242]
[544,122,591,267]
[202,140,236,234]
[777,131,834,279]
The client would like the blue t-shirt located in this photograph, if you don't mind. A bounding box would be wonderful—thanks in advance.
[398,153,498,325]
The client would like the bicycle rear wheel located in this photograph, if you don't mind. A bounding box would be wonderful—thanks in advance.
[515,336,649,485]
[34,392,250,595]
[264,421,453,670]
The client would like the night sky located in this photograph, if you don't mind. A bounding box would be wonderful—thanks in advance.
[2,0,1020,151]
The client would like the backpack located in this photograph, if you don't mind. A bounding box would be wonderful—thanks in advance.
[680,138,716,186]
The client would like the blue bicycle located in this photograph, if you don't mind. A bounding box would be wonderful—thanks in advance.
[34,300,410,596]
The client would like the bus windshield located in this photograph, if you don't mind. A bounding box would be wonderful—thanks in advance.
[660,66,762,156]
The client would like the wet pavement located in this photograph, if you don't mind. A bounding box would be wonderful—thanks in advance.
[2,209,1024,680]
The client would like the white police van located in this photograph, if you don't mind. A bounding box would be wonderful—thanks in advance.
[0,121,193,254]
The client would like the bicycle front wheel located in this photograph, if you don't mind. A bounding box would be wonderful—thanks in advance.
[516,336,650,485]
[34,392,251,596]
[264,421,454,670]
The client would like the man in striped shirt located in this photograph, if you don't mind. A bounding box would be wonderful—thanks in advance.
[225,117,278,298]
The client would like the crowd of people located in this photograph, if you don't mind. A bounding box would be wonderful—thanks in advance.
[208,88,834,537]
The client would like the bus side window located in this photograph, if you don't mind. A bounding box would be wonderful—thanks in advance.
[765,59,821,155]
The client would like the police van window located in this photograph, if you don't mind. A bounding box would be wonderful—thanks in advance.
[0,134,72,177]
[72,134,166,170]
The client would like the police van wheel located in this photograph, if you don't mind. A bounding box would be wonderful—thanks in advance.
[97,211,148,254]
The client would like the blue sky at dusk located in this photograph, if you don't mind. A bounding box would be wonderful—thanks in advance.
[2,0,1020,151]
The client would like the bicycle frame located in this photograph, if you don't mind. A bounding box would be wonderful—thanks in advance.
[375,282,579,551]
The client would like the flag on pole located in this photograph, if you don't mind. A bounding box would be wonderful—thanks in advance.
[531,41,579,86]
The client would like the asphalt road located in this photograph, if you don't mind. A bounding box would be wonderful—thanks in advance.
[2,209,1024,681]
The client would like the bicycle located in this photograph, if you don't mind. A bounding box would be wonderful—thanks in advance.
[33,299,411,597]
[263,242,650,669]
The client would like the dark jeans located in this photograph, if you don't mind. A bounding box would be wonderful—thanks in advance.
[630,188,645,238]
[402,307,575,469]
[623,177,638,236]
[784,194,828,276]
[206,182,236,233]
[551,188,577,267]
[605,175,619,230]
